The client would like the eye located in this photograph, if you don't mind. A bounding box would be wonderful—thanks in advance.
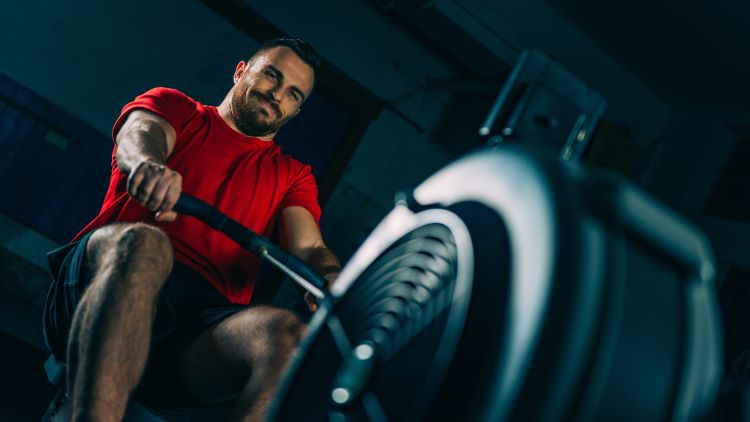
[265,70,278,80]
[289,91,302,102]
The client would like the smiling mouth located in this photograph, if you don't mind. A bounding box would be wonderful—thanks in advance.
[259,101,276,114]
[256,99,279,118]
[249,91,279,117]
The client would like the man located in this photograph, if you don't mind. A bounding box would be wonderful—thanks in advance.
[42,38,340,421]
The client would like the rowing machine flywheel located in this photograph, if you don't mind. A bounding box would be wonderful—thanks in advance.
[266,146,723,422]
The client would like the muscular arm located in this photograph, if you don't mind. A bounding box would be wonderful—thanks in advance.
[278,206,340,276]
[278,206,341,310]
[116,110,176,171]
[115,110,182,221]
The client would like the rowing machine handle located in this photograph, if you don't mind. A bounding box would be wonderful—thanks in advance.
[173,193,329,295]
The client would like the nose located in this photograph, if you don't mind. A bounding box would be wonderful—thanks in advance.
[268,86,282,104]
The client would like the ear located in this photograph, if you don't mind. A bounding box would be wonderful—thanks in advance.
[233,61,247,84]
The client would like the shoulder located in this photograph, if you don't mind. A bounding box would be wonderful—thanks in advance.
[138,87,199,108]
[117,87,202,136]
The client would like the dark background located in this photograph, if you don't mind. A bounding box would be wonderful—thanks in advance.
[2,0,749,419]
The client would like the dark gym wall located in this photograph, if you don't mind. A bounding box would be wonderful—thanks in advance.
[2,0,749,419]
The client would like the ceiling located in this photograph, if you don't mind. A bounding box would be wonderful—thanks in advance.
[549,0,750,115]
[373,0,750,136]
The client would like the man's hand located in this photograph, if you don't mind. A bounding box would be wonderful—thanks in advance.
[304,272,338,312]
[115,109,180,222]
[127,160,183,222]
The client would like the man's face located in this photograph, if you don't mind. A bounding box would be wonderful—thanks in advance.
[230,46,314,137]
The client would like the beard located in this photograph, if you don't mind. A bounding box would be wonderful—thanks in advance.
[230,89,287,137]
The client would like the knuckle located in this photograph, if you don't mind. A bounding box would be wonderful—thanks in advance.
[136,161,152,175]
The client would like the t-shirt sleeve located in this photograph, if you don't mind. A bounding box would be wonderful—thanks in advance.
[111,87,195,141]
[280,163,322,225]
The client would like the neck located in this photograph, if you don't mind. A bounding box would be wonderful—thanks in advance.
[217,93,276,141]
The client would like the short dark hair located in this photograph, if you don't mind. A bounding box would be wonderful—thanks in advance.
[254,37,321,76]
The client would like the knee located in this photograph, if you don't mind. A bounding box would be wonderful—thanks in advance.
[90,223,173,282]
[257,308,305,344]
[115,223,173,276]
[237,307,305,366]
[115,223,172,253]
[256,308,305,368]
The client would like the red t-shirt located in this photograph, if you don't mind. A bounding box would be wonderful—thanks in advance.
[74,87,322,304]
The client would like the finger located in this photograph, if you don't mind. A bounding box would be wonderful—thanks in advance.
[304,292,318,312]
[147,172,172,211]
[148,166,179,211]
[155,210,178,222]
[127,160,157,199]
[136,167,162,205]
[160,173,182,213]
[126,168,146,199]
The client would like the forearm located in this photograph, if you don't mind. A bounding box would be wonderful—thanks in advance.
[113,111,181,220]
[116,122,170,173]
[299,246,341,277]
[278,206,341,289]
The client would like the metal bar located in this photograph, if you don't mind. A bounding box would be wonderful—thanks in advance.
[259,246,326,300]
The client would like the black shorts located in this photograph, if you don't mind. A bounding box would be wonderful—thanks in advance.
[41,230,250,406]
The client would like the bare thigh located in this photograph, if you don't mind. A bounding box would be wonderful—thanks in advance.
[172,306,305,404]
[64,222,173,393]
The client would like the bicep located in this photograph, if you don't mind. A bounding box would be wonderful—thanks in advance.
[278,206,325,258]
[115,109,178,157]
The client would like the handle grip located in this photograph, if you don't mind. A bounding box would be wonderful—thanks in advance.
[173,193,329,297]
